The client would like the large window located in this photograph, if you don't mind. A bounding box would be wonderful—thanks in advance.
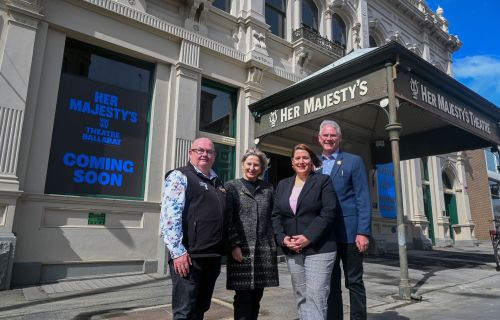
[332,13,346,47]
[212,0,231,13]
[266,0,286,38]
[200,79,238,180]
[200,79,237,137]
[302,0,318,31]
[45,39,154,199]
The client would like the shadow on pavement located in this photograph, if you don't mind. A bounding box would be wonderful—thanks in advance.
[369,310,410,319]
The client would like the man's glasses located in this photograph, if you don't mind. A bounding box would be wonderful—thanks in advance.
[191,148,216,156]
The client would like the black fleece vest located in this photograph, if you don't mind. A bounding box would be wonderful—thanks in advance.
[167,163,227,258]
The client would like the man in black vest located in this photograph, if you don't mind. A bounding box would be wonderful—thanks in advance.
[161,137,227,320]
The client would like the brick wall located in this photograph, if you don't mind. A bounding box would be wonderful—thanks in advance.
[464,149,494,240]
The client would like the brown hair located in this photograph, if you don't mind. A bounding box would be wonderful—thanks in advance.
[291,144,322,168]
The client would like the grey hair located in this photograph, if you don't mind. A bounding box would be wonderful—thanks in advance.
[319,120,342,136]
[241,148,270,177]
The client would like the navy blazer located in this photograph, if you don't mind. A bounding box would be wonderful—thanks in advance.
[272,172,338,256]
[324,151,371,244]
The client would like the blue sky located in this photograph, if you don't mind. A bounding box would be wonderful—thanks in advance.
[426,0,500,106]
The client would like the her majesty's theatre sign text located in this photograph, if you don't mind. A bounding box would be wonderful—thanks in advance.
[45,74,150,198]
[396,72,499,143]
[254,70,387,137]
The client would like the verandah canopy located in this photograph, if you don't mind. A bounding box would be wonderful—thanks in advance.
[250,42,500,164]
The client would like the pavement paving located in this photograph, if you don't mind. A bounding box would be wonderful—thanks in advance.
[1,242,499,319]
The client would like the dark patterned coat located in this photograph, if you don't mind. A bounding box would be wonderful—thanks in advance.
[225,179,279,290]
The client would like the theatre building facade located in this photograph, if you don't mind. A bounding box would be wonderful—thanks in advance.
[0,0,498,288]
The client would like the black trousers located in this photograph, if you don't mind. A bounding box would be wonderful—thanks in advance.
[233,288,265,320]
[327,243,366,320]
[169,257,221,320]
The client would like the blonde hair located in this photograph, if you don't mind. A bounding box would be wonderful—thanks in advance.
[241,148,270,178]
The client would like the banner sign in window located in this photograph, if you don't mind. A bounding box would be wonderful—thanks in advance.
[376,163,396,219]
[88,212,106,225]
[45,73,150,198]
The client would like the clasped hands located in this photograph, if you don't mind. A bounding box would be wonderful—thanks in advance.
[283,235,310,253]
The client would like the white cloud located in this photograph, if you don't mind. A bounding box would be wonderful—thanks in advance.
[453,55,500,106]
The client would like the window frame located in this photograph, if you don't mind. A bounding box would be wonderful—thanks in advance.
[265,0,287,38]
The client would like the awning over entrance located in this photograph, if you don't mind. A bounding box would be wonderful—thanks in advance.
[250,42,500,164]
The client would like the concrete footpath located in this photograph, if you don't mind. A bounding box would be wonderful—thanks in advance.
[1,242,500,320]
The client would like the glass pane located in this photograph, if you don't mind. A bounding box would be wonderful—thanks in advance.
[88,55,151,93]
[46,39,154,199]
[62,40,151,93]
[266,0,285,10]
[332,14,346,46]
[200,81,236,137]
[213,0,230,12]
[302,0,318,30]
[213,143,235,182]
[369,35,378,47]
[486,150,498,172]
[266,7,285,38]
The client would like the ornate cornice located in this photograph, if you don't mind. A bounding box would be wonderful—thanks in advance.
[82,0,245,62]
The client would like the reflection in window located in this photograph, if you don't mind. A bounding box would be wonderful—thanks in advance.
[212,0,231,13]
[302,0,318,31]
[62,39,151,93]
[486,149,499,173]
[266,0,286,38]
[332,13,346,47]
[200,79,237,137]
[213,143,235,182]
[442,171,453,189]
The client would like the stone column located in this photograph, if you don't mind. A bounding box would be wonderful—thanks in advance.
[452,152,476,246]
[0,0,42,290]
[235,68,265,178]
[170,40,202,168]
[239,0,265,22]
[293,0,301,30]
[428,156,452,246]
[324,9,333,41]
[356,0,369,48]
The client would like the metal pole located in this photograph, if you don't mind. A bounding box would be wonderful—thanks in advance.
[384,62,412,300]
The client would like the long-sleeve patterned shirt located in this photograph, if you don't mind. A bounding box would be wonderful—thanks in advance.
[160,165,218,259]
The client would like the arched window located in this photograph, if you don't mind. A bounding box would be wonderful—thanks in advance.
[302,0,319,31]
[332,13,346,47]
[266,0,286,38]
[369,35,378,48]
[442,171,453,189]
[212,0,231,13]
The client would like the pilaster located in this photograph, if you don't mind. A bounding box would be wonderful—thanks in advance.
[171,40,202,168]
[0,0,43,290]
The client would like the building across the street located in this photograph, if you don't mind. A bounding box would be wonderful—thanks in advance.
[0,0,499,289]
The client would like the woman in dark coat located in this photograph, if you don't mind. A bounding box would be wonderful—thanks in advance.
[225,148,279,320]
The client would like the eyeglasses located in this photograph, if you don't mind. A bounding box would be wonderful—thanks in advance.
[190,148,216,156]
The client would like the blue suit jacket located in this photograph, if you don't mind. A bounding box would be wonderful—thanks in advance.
[324,151,371,244]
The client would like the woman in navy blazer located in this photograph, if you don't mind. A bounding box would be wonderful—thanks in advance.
[272,144,338,320]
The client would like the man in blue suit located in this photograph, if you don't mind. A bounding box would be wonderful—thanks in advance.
[319,120,371,320]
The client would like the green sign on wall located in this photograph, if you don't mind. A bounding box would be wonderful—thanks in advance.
[88,212,106,225]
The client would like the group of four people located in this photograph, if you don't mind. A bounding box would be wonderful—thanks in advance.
[161,119,372,320]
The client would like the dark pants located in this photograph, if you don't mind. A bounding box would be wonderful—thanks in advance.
[169,257,221,320]
[327,243,366,320]
[233,288,265,320]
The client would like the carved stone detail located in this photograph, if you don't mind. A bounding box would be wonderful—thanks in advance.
[246,66,263,85]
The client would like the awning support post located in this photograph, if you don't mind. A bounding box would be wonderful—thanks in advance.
[385,62,412,300]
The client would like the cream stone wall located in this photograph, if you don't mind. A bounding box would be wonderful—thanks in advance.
[0,0,477,287]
